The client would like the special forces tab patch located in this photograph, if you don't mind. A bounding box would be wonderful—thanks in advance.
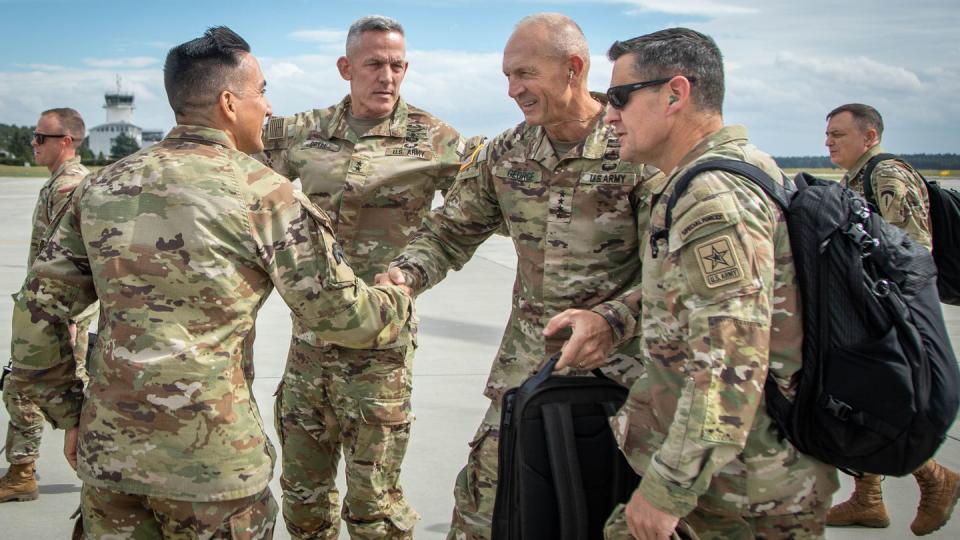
[694,235,743,288]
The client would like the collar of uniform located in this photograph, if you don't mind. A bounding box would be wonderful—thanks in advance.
[528,92,610,163]
[843,144,885,184]
[49,155,82,182]
[165,125,236,150]
[668,124,749,178]
[331,95,411,141]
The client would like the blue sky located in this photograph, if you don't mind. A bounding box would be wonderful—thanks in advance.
[1,0,958,156]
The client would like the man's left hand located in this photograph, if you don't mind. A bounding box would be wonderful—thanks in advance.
[543,309,613,371]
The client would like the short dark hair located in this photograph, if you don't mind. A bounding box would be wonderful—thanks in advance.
[163,26,251,116]
[827,103,884,140]
[41,107,85,147]
[608,27,724,114]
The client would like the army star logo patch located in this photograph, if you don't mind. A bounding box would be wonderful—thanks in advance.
[695,235,743,288]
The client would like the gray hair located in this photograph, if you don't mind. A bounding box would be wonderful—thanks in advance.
[827,103,884,140]
[608,27,724,114]
[346,15,405,55]
[515,13,590,70]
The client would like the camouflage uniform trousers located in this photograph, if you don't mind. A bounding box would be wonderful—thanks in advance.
[79,483,277,539]
[275,336,418,539]
[603,501,828,540]
[3,321,90,465]
[448,350,645,540]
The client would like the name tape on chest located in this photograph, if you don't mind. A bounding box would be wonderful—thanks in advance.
[385,147,434,160]
[302,139,342,152]
[495,166,542,183]
[694,235,744,288]
[580,172,637,186]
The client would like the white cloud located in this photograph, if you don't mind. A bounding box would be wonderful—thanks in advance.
[83,57,159,69]
[775,52,923,93]
[13,63,68,71]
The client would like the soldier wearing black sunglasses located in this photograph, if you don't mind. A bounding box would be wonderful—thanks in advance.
[1,107,95,506]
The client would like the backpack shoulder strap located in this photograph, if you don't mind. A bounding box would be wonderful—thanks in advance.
[861,152,899,205]
[659,158,790,234]
[542,402,590,540]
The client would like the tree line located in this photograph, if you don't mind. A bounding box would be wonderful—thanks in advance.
[0,123,140,166]
[775,154,960,170]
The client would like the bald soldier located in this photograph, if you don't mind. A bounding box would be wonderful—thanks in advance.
[600,28,837,539]
[260,15,471,539]
[1,107,95,504]
[379,13,660,539]
[824,103,959,536]
[9,26,413,537]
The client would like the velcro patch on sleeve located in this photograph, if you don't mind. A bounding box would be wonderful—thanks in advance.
[694,235,743,288]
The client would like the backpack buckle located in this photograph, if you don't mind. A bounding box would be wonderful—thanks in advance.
[873,279,892,297]
[822,394,853,421]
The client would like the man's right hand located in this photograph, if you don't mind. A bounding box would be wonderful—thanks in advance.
[64,426,79,471]
[374,267,413,297]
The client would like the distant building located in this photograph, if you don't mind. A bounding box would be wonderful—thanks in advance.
[141,130,164,148]
[87,77,162,159]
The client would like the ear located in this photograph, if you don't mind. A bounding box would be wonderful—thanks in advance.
[665,76,693,112]
[336,56,351,81]
[864,127,880,146]
[568,55,586,83]
[219,89,238,122]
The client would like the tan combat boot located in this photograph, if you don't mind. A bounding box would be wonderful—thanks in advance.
[826,473,890,528]
[911,459,960,535]
[0,461,39,502]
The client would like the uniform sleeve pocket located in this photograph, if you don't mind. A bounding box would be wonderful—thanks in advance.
[359,396,413,426]
[294,191,356,290]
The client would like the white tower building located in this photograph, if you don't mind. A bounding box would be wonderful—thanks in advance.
[88,76,143,159]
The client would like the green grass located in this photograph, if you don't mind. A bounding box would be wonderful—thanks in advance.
[0,164,49,178]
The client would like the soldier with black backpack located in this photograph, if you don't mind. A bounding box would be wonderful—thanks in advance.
[597,28,840,539]
[825,103,960,536]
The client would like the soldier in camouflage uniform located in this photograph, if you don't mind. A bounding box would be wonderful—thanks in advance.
[601,29,838,539]
[825,103,959,536]
[1,107,95,504]
[378,14,661,540]
[9,27,413,538]
[259,15,471,540]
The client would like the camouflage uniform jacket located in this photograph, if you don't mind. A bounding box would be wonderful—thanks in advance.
[28,156,90,267]
[261,95,467,283]
[844,144,932,250]
[391,95,663,404]
[10,125,413,502]
[612,125,837,518]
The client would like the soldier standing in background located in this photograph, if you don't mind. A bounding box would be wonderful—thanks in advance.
[1,107,95,504]
[8,26,413,537]
[378,13,661,539]
[260,15,471,539]
[825,103,959,536]
[601,28,838,539]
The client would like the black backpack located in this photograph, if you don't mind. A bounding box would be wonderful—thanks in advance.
[861,153,960,305]
[656,159,959,476]
[491,354,640,540]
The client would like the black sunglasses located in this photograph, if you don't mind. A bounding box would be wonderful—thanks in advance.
[605,76,696,110]
[33,132,68,145]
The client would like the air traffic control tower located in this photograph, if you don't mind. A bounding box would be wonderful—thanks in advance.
[87,76,143,159]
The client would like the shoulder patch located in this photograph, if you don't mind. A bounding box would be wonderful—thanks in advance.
[460,142,486,172]
[694,235,744,288]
